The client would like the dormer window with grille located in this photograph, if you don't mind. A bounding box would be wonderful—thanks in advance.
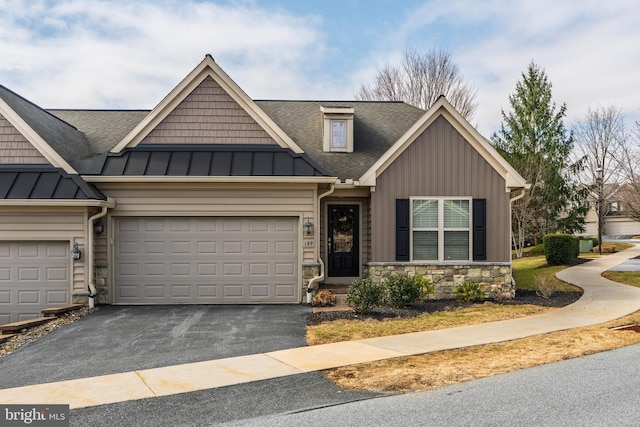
[321,106,354,153]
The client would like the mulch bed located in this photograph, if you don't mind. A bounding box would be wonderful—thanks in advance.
[306,289,583,326]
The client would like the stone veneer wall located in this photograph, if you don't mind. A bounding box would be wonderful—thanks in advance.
[364,262,514,300]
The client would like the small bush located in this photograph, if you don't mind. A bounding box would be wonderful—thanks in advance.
[455,281,485,303]
[311,289,336,307]
[543,234,578,266]
[382,274,431,308]
[529,243,545,256]
[593,244,616,253]
[346,278,384,314]
[589,237,599,247]
[535,275,559,299]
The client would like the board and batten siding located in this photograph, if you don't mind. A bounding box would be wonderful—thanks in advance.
[0,208,88,293]
[371,115,511,263]
[140,76,276,145]
[97,182,317,264]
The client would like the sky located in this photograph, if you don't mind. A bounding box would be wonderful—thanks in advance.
[0,0,638,135]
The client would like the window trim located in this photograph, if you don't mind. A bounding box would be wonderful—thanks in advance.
[410,197,472,261]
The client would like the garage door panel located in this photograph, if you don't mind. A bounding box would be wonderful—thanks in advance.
[0,241,70,323]
[114,217,298,304]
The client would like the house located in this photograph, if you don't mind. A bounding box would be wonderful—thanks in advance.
[0,55,528,323]
[581,184,640,239]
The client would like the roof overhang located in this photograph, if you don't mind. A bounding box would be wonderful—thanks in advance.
[82,176,338,184]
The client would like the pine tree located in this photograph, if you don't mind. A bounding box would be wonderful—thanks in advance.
[492,61,587,257]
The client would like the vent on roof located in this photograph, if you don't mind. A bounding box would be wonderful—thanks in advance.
[320,106,354,153]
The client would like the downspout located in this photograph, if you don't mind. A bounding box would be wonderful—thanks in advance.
[508,187,527,291]
[87,203,111,308]
[306,184,335,302]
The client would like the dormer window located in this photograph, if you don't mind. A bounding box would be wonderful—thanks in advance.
[321,106,354,153]
[331,120,347,148]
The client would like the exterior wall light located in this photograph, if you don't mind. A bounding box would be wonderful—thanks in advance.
[303,218,314,236]
[94,220,105,234]
[71,241,82,261]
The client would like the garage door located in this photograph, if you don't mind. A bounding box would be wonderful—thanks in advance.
[114,217,299,304]
[0,241,70,324]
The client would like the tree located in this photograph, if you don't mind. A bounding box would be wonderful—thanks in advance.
[573,105,627,239]
[356,47,478,121]
[491,61,587,257]
[618,119,640,221]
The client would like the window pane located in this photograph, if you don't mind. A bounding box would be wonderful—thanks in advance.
[444,231,469,260]
[331,120,347,147]
[412,200,438,228]
[413,231,438,260]
[444,200,469,228]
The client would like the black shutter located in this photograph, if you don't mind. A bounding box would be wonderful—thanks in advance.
[473,198,487,261]
[396,199,410,261]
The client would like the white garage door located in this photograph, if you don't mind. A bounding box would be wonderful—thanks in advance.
[114,217,299,304]
[0,241,70,324]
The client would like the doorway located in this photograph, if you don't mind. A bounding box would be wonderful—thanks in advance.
[327,204,359,277]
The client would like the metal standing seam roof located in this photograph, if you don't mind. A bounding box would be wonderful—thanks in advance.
[73,144,330,177]
[0,166,107,200]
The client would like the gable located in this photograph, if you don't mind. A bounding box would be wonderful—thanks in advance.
[359,97,527,191]
[141,77,277,145]
[0,113,49,164]
[112,55,304,154]
[376,115,504,196]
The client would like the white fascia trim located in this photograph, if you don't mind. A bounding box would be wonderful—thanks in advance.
[81,175,338,184]
[111,55,304,154]
[359,97,528,191]
[0,199,115,207]
[0,97,77,174]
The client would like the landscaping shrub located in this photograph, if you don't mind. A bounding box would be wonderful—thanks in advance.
[311,289,336,307]
[529,243,545,256]
[345,278,384,314]
[543,234,578,266]
[455,281,485,302]
[589,237,599,247]
[534,274,559,299]
[382,274,432,308]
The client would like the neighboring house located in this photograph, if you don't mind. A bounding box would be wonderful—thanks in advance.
[0,55,528,322]
[581,184,640,238]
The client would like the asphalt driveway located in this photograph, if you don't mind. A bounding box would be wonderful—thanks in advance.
[0,304,311,389]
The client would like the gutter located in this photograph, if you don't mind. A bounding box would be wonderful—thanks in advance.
[306,184,335,302]
[86,197,116,308]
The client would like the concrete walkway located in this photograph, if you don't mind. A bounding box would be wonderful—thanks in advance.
[3,245,640,410]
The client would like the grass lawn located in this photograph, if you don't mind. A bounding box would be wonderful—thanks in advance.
[313,241,640,393]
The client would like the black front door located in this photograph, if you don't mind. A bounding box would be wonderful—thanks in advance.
[328,205,359,277]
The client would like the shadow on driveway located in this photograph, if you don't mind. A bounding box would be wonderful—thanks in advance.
[0,304,311,389]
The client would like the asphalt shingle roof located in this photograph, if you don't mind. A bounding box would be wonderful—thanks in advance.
[0,85,91,163]
[256,100,426,180]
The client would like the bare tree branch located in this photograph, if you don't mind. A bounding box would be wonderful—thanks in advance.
[356,47,478,121]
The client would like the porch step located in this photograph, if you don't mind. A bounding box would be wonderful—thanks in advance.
[0,317,55,334]
[41,303,84,317]
[315,284,349,309]
[0,334,17,343]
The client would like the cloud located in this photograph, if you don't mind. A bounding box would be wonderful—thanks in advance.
[0,0,326,108]
[351,0,640,134]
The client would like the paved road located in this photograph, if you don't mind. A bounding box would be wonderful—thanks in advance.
[227,343,640,427]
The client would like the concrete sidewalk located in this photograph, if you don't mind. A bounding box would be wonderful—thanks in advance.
[3,245,640,409]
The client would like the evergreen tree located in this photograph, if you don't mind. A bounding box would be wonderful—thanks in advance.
[492,61,587,257]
